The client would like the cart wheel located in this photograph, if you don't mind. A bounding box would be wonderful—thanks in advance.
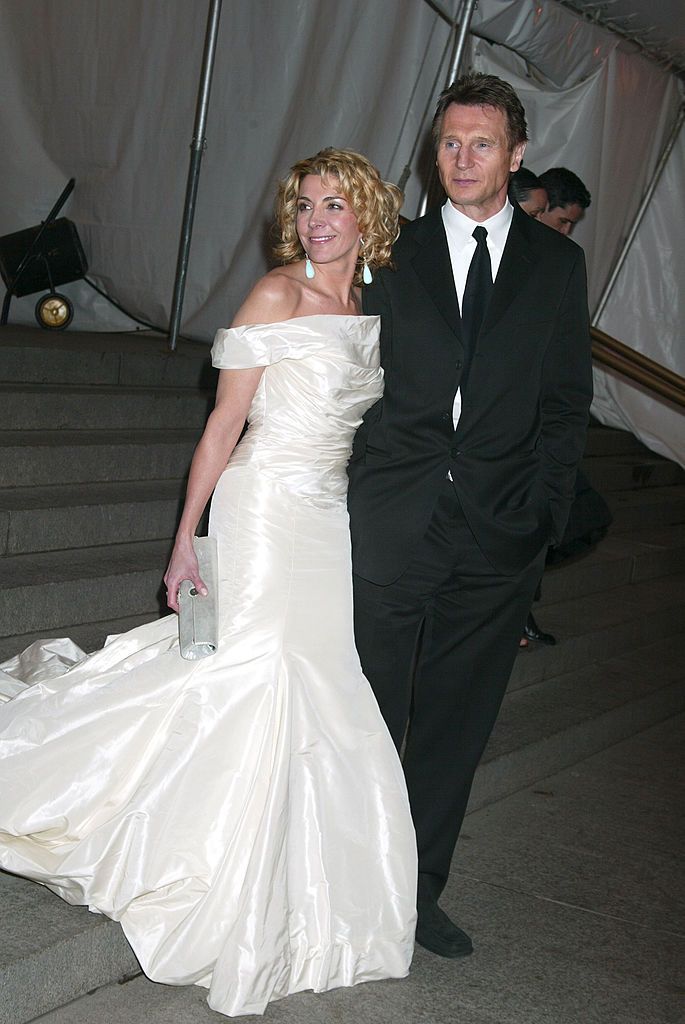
[35,292,73,330]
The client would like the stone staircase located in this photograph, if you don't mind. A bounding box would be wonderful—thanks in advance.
[1,326,684,1024]
[473,425,685,811]
[0,325,216,661]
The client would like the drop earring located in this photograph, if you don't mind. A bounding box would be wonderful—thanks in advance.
[304,254,315,279]
[360,238,373,284]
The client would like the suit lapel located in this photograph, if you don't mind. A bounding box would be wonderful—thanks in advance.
[411,209,461,339]
[408,205,538,341]
[481,206,535,333]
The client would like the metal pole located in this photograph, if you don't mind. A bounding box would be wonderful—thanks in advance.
[593,101,685,326]
[417,0,479,217]
[445,0,477,86]
[168,0,223,352]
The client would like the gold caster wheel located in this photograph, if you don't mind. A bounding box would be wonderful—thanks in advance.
[35,292,73,330]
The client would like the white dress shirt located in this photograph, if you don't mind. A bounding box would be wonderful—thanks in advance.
[441,198,514,428]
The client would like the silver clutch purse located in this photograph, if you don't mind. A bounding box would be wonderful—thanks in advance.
[178,536,219,660]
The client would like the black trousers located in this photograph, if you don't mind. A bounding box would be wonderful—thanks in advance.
[353,480,546,900]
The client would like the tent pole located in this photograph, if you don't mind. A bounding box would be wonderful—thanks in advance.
[443,0,478,101]
[417,0,478,217]
[168,0,223,352]
[593,101,685,326]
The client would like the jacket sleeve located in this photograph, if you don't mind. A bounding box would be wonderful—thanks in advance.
[362,266,394,372]
[350,270,394,465]
[539,248,593,544]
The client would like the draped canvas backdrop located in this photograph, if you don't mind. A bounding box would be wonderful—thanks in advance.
[468,1,684,467]
[0,0,682,461]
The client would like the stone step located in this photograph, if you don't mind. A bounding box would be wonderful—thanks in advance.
[1,518,681,668]
[473,630,685,812]
[0,480,186,555]
[0,870,138,1024]
[539,524,685,605]
[0,429,199,487]
[583,424,653,458]
[509,571,685,691]
[607,485,685,531]
[0,613,161,665]
[0,541,170,647]
[0,326,214,389]
[582,453,685,492]
[0,385,214,430]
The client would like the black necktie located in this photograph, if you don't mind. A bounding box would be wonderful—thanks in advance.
[460,226,493,379]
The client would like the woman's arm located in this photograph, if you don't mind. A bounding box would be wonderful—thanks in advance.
[164,271,302,611]
[163,364,263,612]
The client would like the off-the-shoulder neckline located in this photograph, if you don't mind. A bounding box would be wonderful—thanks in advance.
[223,313,379,330]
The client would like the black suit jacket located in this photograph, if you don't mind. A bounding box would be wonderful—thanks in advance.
[347,203,593,583]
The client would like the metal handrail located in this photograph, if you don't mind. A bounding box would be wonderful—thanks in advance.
[591,327,685,408]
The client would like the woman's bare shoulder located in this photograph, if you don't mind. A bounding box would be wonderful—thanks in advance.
[231,266,304,328]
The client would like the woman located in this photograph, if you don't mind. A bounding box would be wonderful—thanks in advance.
[0,149,417,1017]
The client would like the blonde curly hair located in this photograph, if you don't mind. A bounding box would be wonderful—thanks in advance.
[273,148,403,285]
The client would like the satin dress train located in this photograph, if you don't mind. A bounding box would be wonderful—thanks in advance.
[0,315,417,1017]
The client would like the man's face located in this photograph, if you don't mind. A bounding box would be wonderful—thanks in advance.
[519,187,548,220]
[539,202,585,236]
[436,102,525,222]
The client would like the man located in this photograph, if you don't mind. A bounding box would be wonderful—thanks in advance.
[538,166,591,235]
[347,74,592,958]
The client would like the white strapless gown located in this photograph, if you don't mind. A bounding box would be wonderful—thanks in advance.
[0,316,417,1017]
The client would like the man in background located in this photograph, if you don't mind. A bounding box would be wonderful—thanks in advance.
[538,166,591,235]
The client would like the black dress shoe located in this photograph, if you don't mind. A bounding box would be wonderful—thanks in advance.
[415,899,473,958]
[523,611,556,646]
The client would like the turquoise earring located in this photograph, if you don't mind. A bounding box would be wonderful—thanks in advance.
[360,238,372,284]
[305,254,315,279]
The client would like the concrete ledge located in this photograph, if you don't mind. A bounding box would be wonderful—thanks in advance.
[490,629,685,760]
[583,426,651,458]
[1,481,185,555]
[0,541,171,638]
[0,612,160,662]
[472,678,685,816]
[0,569,164,638]
[0,430,198,488]
[583,454,684,492]
[0,873,138,1024]
[0,387,213,430]
[509,572,685,690]
[608,485,685,531]
[540,528,685,605]
[0,327,212,390]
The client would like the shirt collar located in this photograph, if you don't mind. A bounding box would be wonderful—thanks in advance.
[442,198,513,253]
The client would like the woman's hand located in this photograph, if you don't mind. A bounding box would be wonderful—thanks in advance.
[163,535,208,613]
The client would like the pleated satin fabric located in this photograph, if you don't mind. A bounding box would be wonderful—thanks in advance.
[0,315,417,1017]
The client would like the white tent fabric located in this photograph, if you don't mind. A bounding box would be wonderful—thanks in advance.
[469,0,684,466]
[0,0,682,459]
[469,1,682,311]
[0,0,455,337]
[592,127,685,467]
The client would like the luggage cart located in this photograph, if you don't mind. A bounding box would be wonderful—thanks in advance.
[0,178,88,330]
